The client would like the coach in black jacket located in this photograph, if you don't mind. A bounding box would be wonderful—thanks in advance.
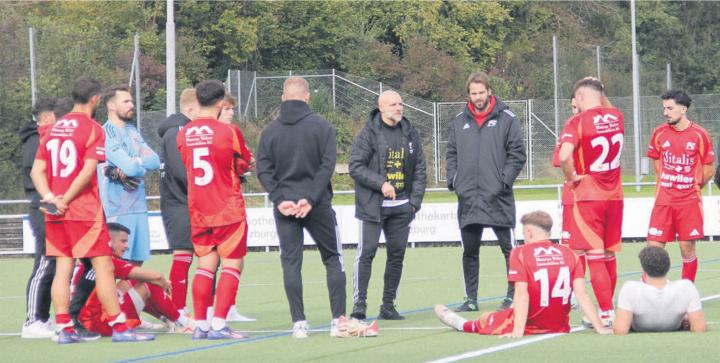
[446,72,526,312]
[349,90,426,321]
[256,76,346,337]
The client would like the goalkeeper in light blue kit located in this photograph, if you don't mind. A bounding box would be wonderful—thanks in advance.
[98,85,160,265]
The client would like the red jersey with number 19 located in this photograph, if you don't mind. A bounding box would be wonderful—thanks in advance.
[508,241,584,334]
[177,118,252,227]
[35,112,106,221]
[559,106,624,201]
[647,122,714,205]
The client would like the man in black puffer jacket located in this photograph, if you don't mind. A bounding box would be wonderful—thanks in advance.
[446,72,526,312]
[349,90,426,320]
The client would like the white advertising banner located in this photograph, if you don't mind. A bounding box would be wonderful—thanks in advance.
[21,197,720,253]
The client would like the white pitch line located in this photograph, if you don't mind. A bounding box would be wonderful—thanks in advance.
[427,293,720,363]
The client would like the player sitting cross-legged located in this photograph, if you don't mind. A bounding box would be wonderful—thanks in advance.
[77,222,195,337]
[435,211,612,338]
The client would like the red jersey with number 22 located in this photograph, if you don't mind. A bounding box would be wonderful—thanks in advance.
[508,240,584,334]
[35,112,106,221]
[559,107,624,201]
[647,122,714,205]
[177,118,252,227]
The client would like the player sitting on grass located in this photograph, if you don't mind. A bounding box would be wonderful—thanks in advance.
[613,246,706,334]
[435,211,612,338]
[77,223,194,337]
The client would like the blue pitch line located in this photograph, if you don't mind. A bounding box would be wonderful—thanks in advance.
[118,257,720,363]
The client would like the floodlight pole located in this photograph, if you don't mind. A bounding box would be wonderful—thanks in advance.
[552,35,559,138]
[29,28,36,106]
[631,0,641,191]
[166,0,176,116]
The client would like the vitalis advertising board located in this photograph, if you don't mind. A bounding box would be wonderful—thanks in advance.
[22,197,720,253]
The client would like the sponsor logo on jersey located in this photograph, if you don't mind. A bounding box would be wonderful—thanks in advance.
[533,246,563,257]
[55,119,78,128]
[662,140,671,148]
[508,269,518,275]
[648,227,663,236]
[185,126,214,136]
[690,229,700,237]
[592,113,619,125]
[686,142,696,151]
[662,151,694,167]
[660,172,694,184]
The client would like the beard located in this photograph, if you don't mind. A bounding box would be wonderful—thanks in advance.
[473,98,490,111]
[119,110,135,123]
[382,110,402,124]
[666,116,681,125]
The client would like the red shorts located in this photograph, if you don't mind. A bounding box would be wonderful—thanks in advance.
[560,204,577,246]
[647,202,704,242]
[470,308,515,335]
[45,219,112,258]
[567,200,623,252]
[78,290,141,336]
[191,220,247,259]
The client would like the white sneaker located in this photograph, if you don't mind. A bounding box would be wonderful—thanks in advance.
[139,319,165,330]
[434,304,465,331]
[599,310,615,327]
[292,320,309,339]
[21,320,55,339]
[329,318,341,337]
[226,305,256,322]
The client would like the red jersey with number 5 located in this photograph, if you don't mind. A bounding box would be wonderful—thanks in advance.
[177,118,252,227]
[559,106,624,201]
[647,122,714,206]
[508,240,584,334]
[35,112,106,221]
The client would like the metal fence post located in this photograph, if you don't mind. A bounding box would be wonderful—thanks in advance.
[28,27,36,106]
[134,33,141,131]
[332,68,336,111]
[237,70,242,116]
[433,102,439,185]
[253,71,257,119]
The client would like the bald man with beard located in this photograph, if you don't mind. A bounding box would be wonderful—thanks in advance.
[348,91,427,320]
[256,77,347,338]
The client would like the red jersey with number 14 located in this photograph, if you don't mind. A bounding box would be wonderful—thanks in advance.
[647,122,714,206]
[177,118,252,227]
[35,112,106,221]
[508,240,584,334]
[559,106,624,201]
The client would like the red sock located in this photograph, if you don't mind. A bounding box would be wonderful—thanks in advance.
[682,256,698,282]
[146,283,180,321]
[120,292,140,320]
[107,312,128,333]
[192,268,215,321]
[577,254,587,278]
[169,253,193,311]
[587,253,613,312]
[462,321,477,333]
[605,255,617,295]
[56,313,74,333]
[214,267,241,319]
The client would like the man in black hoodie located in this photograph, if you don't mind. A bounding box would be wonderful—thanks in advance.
[446,72,526,312]
[256,76,346,338]
[20,97,72,338]
[348,90,426,320]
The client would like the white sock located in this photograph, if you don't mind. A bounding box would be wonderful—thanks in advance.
[211,317,226,331]
[177,315,189,326]
[197,320,209,331]
[454,317,468,331]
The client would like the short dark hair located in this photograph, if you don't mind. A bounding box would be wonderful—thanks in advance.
[195,80,226,107]
[639,246,670,278]
[573,78,604,95]
[107,222,131,235]
[32,98,56,119]
[71,77,102,104]
[661,89,691,109]
[223,94,237,108]
[520,211,553,233]
[103,85,132,106]
[54,97,74,118]
[466,72,491,94]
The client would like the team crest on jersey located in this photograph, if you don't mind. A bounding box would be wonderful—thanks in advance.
[686,142,696,151]
[662,140,671,149]
[487,120,497,127]
[185,126,214,136]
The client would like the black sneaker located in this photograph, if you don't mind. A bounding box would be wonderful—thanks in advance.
[496,298,513,311]
[350,301,367,320]
[453,299,478,312]
[378,304,405,320]
[74,322,101,341]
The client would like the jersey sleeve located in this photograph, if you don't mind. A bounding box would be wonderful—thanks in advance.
[112,257,136,280]
[559,117,580,148]
[231,125,253,174]
[700,129,715,165]
[507,248,527,283]
[683,281,703,313]
[616,282,635,312]
[646,128,661,159]
[85,124,106,162]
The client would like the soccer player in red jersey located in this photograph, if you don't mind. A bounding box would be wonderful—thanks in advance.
[646,89,715,282]
[435,211,611,337]
[30,77,147,343]
[78,223,193,337]
[557,78,624,325]
[177,80,253,340]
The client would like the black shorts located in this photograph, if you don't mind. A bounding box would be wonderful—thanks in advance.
[161,204,193,251]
